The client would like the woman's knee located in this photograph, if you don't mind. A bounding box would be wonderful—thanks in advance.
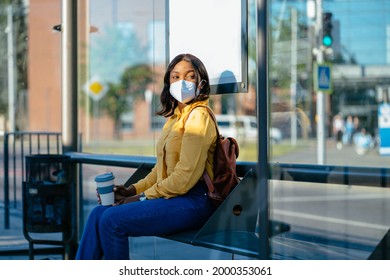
[88,205,107,221]
[99,206,122,233]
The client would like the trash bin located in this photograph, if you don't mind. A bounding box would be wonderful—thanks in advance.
[22,154,74,259]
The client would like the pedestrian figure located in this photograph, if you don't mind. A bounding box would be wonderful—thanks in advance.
[332,113,344,150]
[344,115,354,145]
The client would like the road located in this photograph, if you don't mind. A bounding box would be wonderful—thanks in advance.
[274,139,389,167]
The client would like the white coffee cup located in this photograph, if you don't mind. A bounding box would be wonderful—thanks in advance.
[95,172,115,206]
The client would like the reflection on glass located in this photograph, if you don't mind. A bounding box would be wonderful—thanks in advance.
[269,0,390,169]
[270,179,390,259]
[269,0,390,260]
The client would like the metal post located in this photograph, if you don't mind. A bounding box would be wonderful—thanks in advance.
[315,0,326,164]
[61,0,79,259]
[290,8,298,146]
[82,0,90,144]
[62,0,78,153]
[3,134,10,229]
[256,0,270,259]
[6,5,15,133]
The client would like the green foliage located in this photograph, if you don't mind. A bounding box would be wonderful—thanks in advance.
[100,64,153,139]
[119,64,153,99]
[103,82,128,124]
[101,64,153,121]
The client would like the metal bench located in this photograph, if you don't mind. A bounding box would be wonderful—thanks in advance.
[123,164,290,258]
[68,153,290,258]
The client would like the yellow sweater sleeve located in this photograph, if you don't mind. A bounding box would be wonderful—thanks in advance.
[138,107,216,199]
[132,165,157,194]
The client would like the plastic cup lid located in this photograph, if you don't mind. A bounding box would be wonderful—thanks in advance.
[95,172,115,182]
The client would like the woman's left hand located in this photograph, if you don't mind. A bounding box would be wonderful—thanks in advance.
[113,195,141,206]
[113,184,136,201]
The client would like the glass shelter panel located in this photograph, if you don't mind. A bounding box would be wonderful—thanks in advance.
[78,0,166,156]
[80,0,259,162]
[270,180,390,259]
[268,0,390,259]
[77,0,260,259]
[269,0,390,168]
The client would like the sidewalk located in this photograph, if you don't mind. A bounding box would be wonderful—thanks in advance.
[0,204,29,259]
[0,204,63,260]
[274,140,390,167]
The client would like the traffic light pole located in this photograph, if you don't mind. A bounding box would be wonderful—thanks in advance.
[315,0,326,164]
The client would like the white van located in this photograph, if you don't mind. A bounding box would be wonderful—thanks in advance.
[215,114,282,143]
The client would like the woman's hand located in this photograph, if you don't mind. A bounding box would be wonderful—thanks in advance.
[96,184,138,205]
[113,184,136,202]
[96,190,102,205]
[113,195,141,206]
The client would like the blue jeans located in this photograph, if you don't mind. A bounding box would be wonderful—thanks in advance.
[75,181,214,260]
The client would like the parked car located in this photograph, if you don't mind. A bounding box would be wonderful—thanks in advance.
[215,114,282,144]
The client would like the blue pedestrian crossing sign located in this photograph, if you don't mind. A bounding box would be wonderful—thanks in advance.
[314,63,332,93]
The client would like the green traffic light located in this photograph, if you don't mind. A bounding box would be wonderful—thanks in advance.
[323,35,333,47]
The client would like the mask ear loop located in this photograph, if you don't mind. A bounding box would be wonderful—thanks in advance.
[196,79,207,96]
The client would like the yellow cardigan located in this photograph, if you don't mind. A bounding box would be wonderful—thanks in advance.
[133,100,217,199]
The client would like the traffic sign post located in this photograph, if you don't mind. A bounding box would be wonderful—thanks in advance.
[83,77,108,142]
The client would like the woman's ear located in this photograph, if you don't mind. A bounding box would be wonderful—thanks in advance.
[198,79,207,90]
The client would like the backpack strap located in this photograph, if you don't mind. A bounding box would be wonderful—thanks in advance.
[182,105,218,192]
[183,105,220,136]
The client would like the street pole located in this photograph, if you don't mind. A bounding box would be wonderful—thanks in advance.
[290,8,298,146]
[315,0,326,164]
[84,0,91,144]
[256,0,270,259]
[6,5,15,133]
[62,0,79,259]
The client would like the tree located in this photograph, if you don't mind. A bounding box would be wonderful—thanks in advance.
[119,64,153,99]
[101,64,153,139]
[101,82,129,139]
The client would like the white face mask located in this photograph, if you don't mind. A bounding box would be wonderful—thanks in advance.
[169,80,200,103]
